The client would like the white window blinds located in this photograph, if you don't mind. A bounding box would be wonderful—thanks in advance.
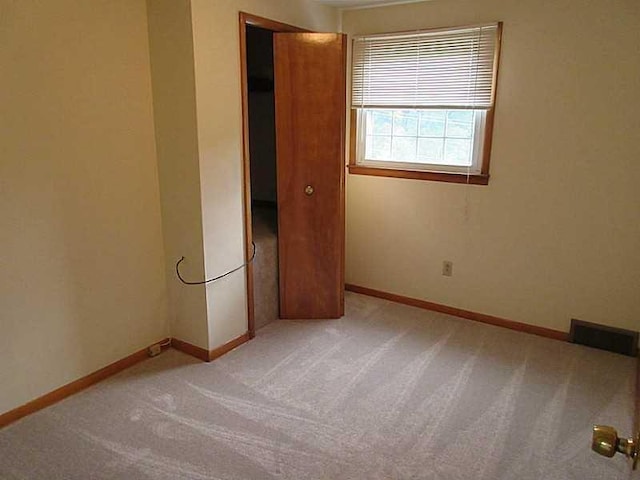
[351,23,501,110]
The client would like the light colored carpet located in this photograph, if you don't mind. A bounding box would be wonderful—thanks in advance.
[0,293,636,480]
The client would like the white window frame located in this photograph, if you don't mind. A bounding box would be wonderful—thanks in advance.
[355,108,487,175]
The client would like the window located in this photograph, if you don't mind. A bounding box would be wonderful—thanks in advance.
[349,23,502,184]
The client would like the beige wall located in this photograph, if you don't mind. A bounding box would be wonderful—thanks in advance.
[0,0,169,414]
[189,0,340,349]
[343,0,640,336]
[147,0,209,349]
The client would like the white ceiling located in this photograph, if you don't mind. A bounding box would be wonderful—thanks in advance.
[313,0,428,9]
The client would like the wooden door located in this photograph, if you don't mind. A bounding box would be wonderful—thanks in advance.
[274,33,346,319]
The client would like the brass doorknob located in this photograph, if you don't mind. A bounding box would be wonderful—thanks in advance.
[592,425,639,470]
[304,185,314,196]
[593,425,619,458]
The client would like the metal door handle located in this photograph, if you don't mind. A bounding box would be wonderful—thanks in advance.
[304,185,314,196]
[592,425,639,469]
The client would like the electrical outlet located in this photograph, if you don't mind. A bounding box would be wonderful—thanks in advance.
[442,261,453,277]
[148,344,162,357]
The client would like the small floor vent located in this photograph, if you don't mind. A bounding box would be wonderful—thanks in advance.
[569,319,638,357]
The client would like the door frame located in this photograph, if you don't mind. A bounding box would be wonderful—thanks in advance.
[239,13,310,338]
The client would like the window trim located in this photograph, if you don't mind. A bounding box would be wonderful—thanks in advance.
[347,22,502,185]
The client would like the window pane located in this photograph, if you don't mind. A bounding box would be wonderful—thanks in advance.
[444,138,472,166]
[393,110,419,136]
[391,136,417,162]
[366,135,391,160]
[419,110,446,137]
[445,110,474,138]
[361,108,481,168]
[367,110,393,136]
[417,138,444,164]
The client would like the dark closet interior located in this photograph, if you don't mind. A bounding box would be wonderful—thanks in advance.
[247,25,279,331]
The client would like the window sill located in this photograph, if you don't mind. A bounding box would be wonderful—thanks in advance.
[347,164,490,185]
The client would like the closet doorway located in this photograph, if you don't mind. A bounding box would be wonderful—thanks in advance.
[245,24,279,333]
[240,13,346,337]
